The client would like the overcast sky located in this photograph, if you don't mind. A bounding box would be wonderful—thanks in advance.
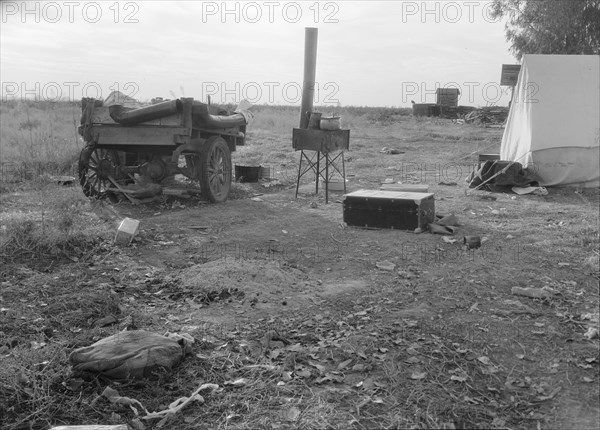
[1,1,517,107]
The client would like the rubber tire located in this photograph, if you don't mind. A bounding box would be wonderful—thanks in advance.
[199,136,232,203]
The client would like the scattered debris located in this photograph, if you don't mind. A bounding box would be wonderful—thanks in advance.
[463,236,481,249]
[464,107,508,125]
[428,214,460,235]
[511,287,555,299]
[224,378,248,387]
[280,406,301,422]
[142,383,218,427]
[49,175,76,186]
[50,425,128,430]
[584,327,599,340]
[437,214,459,227]
[376,260,396,271]
[102,386,148,415]
[468,160,537,192]
[409,371,427,380]
[93,314,119,328]
[261,179,282,188]
[108,180,163,203]
[493,299,539,316]
[114,218,140,246]
[512,186,548,196]
[380,147,405,155]
[162,188,196,198]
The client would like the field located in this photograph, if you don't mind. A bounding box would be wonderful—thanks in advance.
[1,100,599,430]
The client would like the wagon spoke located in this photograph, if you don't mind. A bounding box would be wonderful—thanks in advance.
[199,137,231,203]
[79,146,122,199]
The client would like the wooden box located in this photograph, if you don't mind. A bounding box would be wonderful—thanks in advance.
[292,128,350,153]
[343,190,435,232]
[478,154,500,162]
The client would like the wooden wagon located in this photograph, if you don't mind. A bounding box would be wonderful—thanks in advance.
[78,96,252,203]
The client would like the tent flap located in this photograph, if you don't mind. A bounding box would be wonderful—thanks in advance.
[500,55,600,188]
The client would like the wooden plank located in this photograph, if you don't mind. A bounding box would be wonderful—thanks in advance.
[93,125,189,146]
[91,106,182,126]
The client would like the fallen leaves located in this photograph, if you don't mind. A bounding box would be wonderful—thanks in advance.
[409,371,427,380]
[280,406,300,422]
[337,358,353,371]
[450,374,467,382]
[224,378,248,388]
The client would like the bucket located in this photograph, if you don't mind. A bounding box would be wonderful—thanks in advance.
[307,112,322,129]
[235,165,260,182]
[320,116,341,131]
[259,166,271,180]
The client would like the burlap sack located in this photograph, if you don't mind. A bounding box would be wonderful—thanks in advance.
[69,330,187,380]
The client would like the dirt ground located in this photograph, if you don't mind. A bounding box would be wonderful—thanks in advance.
[1,116,599,429]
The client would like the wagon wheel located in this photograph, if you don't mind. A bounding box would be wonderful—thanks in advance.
[78,146,122,199]
[199,136,232,203]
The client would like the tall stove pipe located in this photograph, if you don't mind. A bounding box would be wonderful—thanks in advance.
[299,27,318,129]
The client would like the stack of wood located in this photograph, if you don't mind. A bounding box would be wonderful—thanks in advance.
[464,107,509,124]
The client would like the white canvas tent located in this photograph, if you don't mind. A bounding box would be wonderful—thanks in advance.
[500,55,600,187]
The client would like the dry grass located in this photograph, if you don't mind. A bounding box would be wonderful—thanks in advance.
[0,185,111,267]
[0,101,81,186]
[0,100,599,430]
